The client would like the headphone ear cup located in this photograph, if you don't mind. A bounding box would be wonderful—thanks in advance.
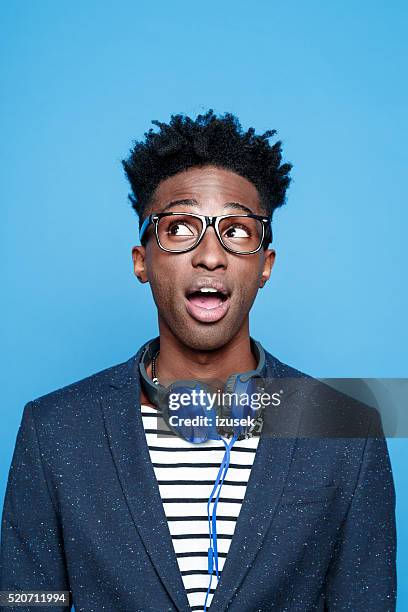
[163,382,218,443]
[222,375,237,419]
[230,375,262,438]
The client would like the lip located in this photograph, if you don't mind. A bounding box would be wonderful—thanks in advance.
[185,278,229,296]
[184,295,231,323]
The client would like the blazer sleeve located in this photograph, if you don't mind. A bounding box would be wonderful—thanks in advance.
[0,402,70,610]
[324,408,397,611]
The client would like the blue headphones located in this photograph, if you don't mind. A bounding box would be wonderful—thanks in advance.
[138,336,267,610]
[138,336,267,444]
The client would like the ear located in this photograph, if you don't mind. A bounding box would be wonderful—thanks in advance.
[132,245,149,283]
[259,248,276,288]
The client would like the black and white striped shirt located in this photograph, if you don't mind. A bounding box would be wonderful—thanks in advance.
[141,405,260,611]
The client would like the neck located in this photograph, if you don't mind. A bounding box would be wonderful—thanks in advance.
[147,320,257,388]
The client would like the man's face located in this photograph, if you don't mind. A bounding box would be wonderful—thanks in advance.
[132,165,275,351]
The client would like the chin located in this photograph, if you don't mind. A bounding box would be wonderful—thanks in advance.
[175,323,238,352]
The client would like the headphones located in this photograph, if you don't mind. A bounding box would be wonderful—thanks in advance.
[138,336,267,444]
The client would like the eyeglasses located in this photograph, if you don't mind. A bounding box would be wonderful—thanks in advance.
[139,212,272,255]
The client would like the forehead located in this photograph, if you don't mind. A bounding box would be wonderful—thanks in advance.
[149,165,263,214]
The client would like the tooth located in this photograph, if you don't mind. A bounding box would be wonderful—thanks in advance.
[200,287,217,293]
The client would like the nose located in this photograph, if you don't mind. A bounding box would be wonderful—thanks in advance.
[190,225,228,271]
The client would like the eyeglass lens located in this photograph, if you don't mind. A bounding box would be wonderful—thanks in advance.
[157,214,263,253]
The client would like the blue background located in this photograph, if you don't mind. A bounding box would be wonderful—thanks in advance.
[1,0,406,606]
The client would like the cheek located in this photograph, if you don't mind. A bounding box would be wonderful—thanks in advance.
[145,251,184,307]
[148,270,173,309]
[144,250,166,302]
[232,263,263,312]
[238,260,263,291]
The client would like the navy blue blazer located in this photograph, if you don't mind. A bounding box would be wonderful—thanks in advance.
[0,341,397,611]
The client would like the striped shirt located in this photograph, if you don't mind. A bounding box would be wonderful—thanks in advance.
[141,404,260,611]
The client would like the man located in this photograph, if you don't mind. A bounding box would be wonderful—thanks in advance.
[0,110,396,611]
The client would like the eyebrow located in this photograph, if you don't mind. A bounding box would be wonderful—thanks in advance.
[161,198,255,215]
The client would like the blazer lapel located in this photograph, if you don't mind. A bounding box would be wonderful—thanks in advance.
[208,354,303,612]
[99,346,191,612]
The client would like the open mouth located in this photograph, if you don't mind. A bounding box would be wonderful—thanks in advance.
[187,288,228,310]
[185,287,231,323]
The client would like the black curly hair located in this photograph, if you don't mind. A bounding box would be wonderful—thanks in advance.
[122,109,292,227]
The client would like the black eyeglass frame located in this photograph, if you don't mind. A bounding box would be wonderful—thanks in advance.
[139,212,273,255]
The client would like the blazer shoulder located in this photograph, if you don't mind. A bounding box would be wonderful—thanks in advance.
[264,350,382,437]
[27,357,132,420]
[265,349,312,380]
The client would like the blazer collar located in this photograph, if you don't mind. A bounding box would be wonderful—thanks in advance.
[100,337,302,612]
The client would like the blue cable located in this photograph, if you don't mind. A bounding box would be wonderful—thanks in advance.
[203,433,238,612]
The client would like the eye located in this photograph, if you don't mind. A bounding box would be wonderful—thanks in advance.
[167,221,195,236]
[223,223,251,239]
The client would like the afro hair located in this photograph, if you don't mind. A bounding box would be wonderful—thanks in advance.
[122,109,292,227]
